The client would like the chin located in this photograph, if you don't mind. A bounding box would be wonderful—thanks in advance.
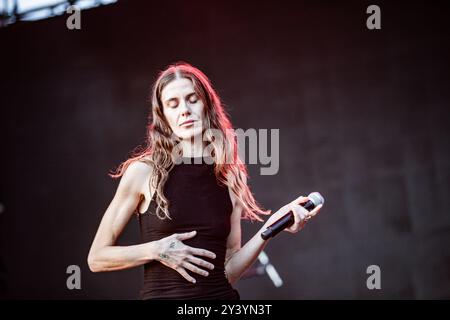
[175,126,204,140]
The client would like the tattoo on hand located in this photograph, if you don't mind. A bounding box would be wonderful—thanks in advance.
[159,253,169,260]
[169,241,176,249]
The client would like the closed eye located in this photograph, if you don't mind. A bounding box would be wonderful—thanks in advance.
[187,93,198,104]
[167,99,178,108]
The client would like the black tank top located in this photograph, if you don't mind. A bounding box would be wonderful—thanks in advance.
[137,157,240,300]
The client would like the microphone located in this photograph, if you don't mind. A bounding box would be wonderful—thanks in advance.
[260,192,325,240]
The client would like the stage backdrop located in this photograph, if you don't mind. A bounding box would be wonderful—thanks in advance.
[1,0,449,299]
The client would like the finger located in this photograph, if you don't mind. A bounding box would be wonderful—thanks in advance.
[183,261,210,277]
[286,204,305,232]
[292,204,309,220]
[309,204,323,217]
[188,247,217,259]
[175,267,196,284]
[289,204,301,229]
[188,256,215,270]
[175,231,197,241]
[291,195,308,205]
[299,197,310,204]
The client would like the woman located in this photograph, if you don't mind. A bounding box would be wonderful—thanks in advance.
[87,62,323,300]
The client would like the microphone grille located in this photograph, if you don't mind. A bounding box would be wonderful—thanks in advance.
[308,192,325,206]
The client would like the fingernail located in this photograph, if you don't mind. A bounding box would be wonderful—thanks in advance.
[192,279,196,283]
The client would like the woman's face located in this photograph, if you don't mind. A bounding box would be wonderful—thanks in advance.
[161,77,205,140]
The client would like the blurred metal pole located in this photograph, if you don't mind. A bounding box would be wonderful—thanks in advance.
[241,251,283,288]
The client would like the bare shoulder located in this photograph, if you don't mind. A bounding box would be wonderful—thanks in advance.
[228,185,237,207]
[124,160,152,178]
[227,171,247,210]
[118,159,153,195]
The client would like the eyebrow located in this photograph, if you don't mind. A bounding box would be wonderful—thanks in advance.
[164,91,197,104]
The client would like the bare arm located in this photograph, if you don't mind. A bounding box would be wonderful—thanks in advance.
[223,191,269,285]
[87,161,158,272]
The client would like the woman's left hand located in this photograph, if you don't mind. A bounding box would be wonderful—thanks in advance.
[263,195,323,234]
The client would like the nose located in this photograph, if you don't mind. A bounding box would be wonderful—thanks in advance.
[178,99,191,116]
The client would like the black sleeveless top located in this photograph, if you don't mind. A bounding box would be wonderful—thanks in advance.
[137,157,240,300]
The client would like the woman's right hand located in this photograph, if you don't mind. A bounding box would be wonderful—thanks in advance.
[155,231,216,283]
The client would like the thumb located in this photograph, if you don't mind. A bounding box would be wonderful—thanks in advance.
[176,230,197,241]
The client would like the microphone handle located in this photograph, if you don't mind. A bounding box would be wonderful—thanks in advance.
[261,200,316,240]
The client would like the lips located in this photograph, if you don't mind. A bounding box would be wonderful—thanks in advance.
[180,120,195,127]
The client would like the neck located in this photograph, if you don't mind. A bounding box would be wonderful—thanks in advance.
[180,136,206,158]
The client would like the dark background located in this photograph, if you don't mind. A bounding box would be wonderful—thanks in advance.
[1,0,449,299]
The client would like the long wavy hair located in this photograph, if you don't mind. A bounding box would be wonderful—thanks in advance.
[110,62,270,221]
